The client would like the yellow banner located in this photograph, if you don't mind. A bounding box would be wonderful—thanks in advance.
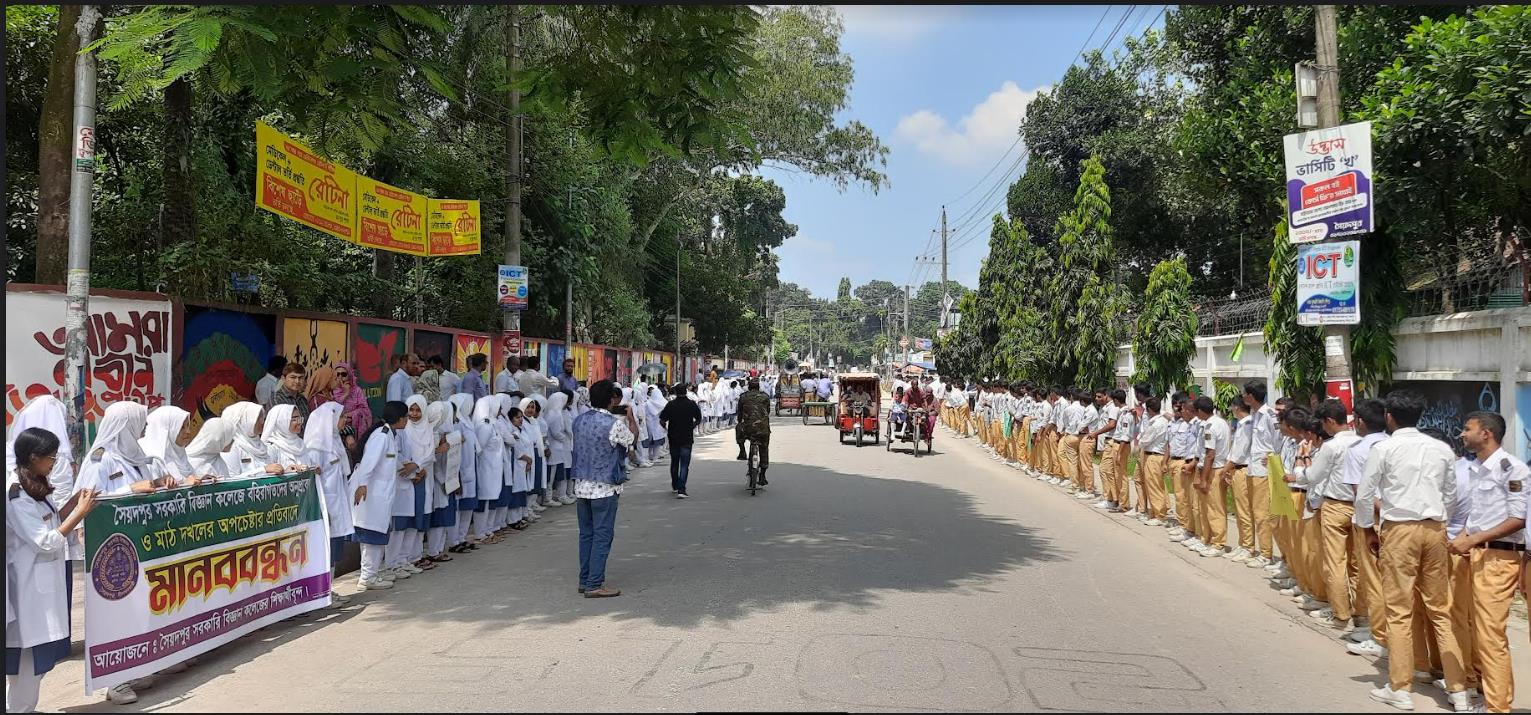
[428,199,482,256]
[1267,454,1301,520]
[255,122,357,242]
[357,176,428,256]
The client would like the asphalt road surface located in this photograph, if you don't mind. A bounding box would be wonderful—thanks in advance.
[35,414,1530,712]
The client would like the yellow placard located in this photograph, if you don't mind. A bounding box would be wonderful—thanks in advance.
[1267,454,1300,520]
[428,199,482,256]
[255,122,358,242]
[356,176,428,256]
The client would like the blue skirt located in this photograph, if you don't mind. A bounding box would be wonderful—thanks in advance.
[549,463,567,484]
[509,490,528,508]
[394,479,429,531]
[533,455,546,491]
[7,568,72,676]
[430,494,458,528]
[352,526,390,545]
[493,483,514,509]
[642,437,666,448]
[458,496,480,511]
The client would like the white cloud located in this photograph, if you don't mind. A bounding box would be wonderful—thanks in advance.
[893,81,1047,167]
[833,5,956,43]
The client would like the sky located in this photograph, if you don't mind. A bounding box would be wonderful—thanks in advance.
[766,4,1167,300]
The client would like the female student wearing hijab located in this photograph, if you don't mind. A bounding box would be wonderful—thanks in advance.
[471,395,504,545]
[425,401,458,563]
[507,405,536,528]
[643,383,667,464]
[446,394,480,552]
[544,390,575,506]
[393,396,435,577]
[493,395,520,532]
[520,396,549,512]
[184,418,236,480]
[350,401,415,591]
[302,402,354,605]
[7,428,98,713]
[140,406,196,480]
[6,395,74,508]
[260,404,309,468]
[221,402,273,477]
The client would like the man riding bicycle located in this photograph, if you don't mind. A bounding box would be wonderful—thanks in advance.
[735,379,772,486]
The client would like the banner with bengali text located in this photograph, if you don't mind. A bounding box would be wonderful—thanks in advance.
[82,472,331,694]
[428,199,482,256]
[255,122,357,242]
[357,176,428,256]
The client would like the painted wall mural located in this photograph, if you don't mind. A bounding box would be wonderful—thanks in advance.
[282,317,348,372]
[6,292,174,441]
[1395,380,1500,454]
[355,323,405,418]
[179,307,276,431]
[453,333,491,373]
[413,329,454,369]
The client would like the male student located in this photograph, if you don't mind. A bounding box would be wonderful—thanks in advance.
[1191,396,1231,557]
[1307,399,1361,630]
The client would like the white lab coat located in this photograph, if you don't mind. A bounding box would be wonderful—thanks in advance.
[473,400,505,503]
[350,426,403,534]
[302,403,354,539]
[6,490,70,650]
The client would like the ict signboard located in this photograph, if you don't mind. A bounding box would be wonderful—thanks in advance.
[1296,240,1360,326]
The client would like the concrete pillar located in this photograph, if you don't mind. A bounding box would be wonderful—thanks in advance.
[1501,317,1522,459]
[1205,342,1218,396]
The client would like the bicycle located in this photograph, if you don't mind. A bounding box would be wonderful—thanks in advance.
[745,438,763,495]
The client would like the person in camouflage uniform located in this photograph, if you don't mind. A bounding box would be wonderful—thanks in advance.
[735,379,772,485]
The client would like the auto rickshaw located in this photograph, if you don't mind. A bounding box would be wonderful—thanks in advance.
[775,361,803,416]
[835,373,881,446]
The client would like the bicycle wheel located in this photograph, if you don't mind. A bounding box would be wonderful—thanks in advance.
[854,423,863,447]
[913,421,922,458]
[747,441,761,494]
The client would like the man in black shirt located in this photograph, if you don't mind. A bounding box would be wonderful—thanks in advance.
[658,383,704,498]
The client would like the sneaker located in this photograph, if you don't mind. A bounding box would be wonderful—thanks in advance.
[387,568,410,580]
[1310,607,1335,620]
[1200,546,1224,557]
[1347,639,1386,657]
[329,590,352,605]
[1269,567,1292,580]
[1434,680,1480,700]
[560,496,576,505]
[1169,532,1189,543]
[1279,586,1303,597]
[1094,500,1111,509]
[1247,555,1271,568]
[1271,578,1297,590]
[1145,518,1163,526]
[1369,685,1415,711]
[1444,691,1472,712]
[1123,509,1140,518]
[1297,596,1327,611]
[402,563,424,575]
[1227,547,1252,562]
[1314,614,1353,631]
[676,492,689,499]
[1347,628,1373,644]
[1136,514,1151,524]
[358,577,393,591]
[1075,491,1095,500]
[106,684,138,705]
[1167,526,1186,537]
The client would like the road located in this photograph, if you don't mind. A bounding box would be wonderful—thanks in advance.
[37,413,1527,712]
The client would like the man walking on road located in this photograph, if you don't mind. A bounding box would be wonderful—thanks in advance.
[735,379,772,486]
[570,379,630,598]
[659,383,703,498]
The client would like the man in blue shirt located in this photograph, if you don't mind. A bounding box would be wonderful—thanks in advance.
[558,357,580,394]
[459,353,489,400]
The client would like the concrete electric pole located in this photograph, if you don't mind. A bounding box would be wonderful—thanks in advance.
[1314,4,1353,387]
[502,5,522,362]
[63,5,100,457]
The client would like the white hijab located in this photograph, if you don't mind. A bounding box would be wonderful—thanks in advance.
[403,395,435,462]
[7,394,73,475]
[302,402,350,477]
[92,401,152,466]
[222,401,268,461]
[261,403,306,463]
[543,391,569,434]
[447,394,476,430]
[140,406,194,477]
[184,417,235,475]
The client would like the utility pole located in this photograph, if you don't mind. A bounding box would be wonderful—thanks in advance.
[501,5,522,364]
[1314,4,1352,387]
[903,284,911,367]
[675,231,682,371]
[565,131,575,354]
[63,5,100,457]
[940,206,949,330]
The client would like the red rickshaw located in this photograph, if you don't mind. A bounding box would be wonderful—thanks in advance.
[835,373,882,446]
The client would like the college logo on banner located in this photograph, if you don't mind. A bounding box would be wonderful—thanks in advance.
[357,176,428,256]
[428,199,481,256]
[255,122,358,242]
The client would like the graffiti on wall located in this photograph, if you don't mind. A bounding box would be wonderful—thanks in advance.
[282,317,348,372]
[1397,381,1500,454]
[180,307,275,431]
[355,323,404,418]
[453,333,491,373]
[413,329,453,369]
[6,292,174,438]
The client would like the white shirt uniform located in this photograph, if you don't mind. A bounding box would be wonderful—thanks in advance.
[1094,403,1119,449]
[1227,414,1253,466]
[1200,414,1232,470]
[1246,404,1279,477]
[493,369,520,394]
[1310,431,1361,501]
[1111,404,1134,443]
[351,426,405,534]
[1449,457,1473,540]
[1464,448,1529,544]
[1140,414,1171,454]
[1354,427,1458,529]
[6,489,70,651]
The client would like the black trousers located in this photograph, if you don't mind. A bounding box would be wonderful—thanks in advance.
[736,432,771,472]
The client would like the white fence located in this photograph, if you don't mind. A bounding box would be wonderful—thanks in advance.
[1115,306,1531,460]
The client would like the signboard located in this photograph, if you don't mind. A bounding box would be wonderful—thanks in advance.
[899,336,910,349]
[1283,121,1374,243]
[1326,378,1354,415]
[915,338,933,351]
[229,273,260,294]
[501,329,523,358]
[1296,240,1360,325]
[357,176,428,256]
[82,472,331,693]
[498,265,529,310]
[427,199,481,256]
[255,122,358,242]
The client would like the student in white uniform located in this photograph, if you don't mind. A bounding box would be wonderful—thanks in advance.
[425,401,458,563]
[183,418,235,481]
[507,404,536,526]
[7,428,98,714]
[642,384,667,464]
[493,395,519,533]
[260,404,308,467]
[394,396,436,576]
[6,396,74,507]
[446,394,481,551]
[221,401,272,478]
[302,402,355,604]
[471,395,506,544]
[544,391,575,506]
[140,406,196,481]
[350,401,414,591]
[521,396,550,511]
[696,380,715,434]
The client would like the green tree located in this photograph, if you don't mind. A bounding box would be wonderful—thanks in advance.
[1049,155,1123,385]
[1263,217,1325,403]
[1132,257,1198,395]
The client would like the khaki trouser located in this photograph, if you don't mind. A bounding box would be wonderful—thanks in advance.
[1355,522,1390,648]
[1248,474,1275,558]
[1059,435,1081,487]
[1320,499,1357,621]
[1379,520,1466,693]
[1099,442,1120,504]
[1018,418,1032,461]
[1125,445,1143,512]
[1172,459,1196,530]
[1199,467,1228,548]
[1300,508,1328,602]
[1471,547,1522,712]
[1230,467,1256,552]
[1143,453,1170,520]
[1077,437,1097,493]
[1048,433,1063,476]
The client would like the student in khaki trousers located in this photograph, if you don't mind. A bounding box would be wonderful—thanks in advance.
[1308,399,1361,627]
[1192,397,1230,555]
[1137,398,1171,523]
[1354,389,1471,712]
[1224,401,1257,561]
[1242,381,1280,567]
[1076,394,1100,496]
[1449,412,1527,713]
